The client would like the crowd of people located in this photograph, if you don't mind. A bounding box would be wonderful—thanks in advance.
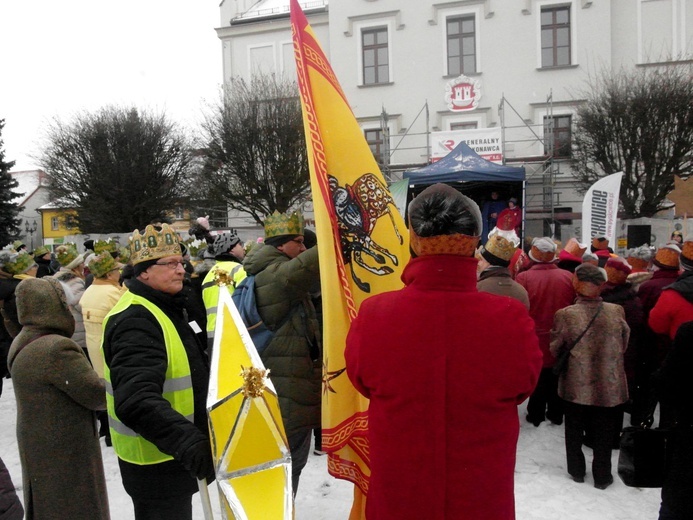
[0,189,692,519]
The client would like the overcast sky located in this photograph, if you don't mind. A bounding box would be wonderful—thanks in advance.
[0,0,222,171]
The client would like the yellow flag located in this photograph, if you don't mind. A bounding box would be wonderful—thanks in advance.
[290,0,410,508]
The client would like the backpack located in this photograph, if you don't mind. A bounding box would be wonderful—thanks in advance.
[231,275,275,355]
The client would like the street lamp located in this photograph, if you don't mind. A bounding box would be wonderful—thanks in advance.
[25,220,38,251]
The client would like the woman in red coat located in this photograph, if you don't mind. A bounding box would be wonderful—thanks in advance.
[345,184,542,520]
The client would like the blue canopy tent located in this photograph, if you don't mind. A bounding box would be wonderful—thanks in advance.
[399,142,526,243]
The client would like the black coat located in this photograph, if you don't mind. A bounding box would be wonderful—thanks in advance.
[102,278,211,499]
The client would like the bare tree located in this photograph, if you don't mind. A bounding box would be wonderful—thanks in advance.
[199,74,310,224]
[571,65,693,218]
[40,106,193,233]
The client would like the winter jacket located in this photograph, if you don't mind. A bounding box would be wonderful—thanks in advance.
[516,263,575,367]
[102,278,211,500]
[638,269,680,317]
[81,278,126,378]
[0,457,23,520]
[242,243,321,438]
[346,255,542,520]
[53,268,87,350]
[0,271,20,339]
[649,271,693,340]
[477,266,530,309]
[34,257,55,279]
[601,283,645,385]
[8,277,109,520]
[550,297,630,407]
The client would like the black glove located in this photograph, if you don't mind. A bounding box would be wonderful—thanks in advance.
[180,439,215,481]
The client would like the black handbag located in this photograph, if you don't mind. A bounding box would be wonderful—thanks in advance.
[617,423,671,488]
[552,303,603,376]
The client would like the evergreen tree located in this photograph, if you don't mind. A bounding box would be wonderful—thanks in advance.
[0,119,23,247]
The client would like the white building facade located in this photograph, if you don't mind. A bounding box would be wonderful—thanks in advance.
[217,0,693,240]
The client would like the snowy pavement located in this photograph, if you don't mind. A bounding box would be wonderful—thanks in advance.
[0,378,661,519]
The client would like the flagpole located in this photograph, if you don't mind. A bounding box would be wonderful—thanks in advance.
[197,479,214,520]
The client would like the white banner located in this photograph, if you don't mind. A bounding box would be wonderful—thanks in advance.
[430,128,503,163]
[581,172,623,247]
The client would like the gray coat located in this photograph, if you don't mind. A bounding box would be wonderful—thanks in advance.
[8,277,109,520]
[243,243,322,437]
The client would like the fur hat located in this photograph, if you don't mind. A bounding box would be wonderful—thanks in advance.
[55,243,84,270]
[408,183,481,257]
[652,243,681,270]
[681,235,693,271]
[605,257,632,285]
[626,245,653,271]
[480,235,516,267]
[528,237,557,263]
[573,263,607,297]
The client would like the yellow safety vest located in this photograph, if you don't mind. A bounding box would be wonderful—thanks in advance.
[102,290,194,465]
[202,261,246,345]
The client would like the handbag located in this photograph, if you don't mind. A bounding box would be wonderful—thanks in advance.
[552,303,603,376]
[617,421,671,488]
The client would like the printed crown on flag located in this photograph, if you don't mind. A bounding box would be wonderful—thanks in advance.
[94,238,118,254]
[129,224,180,265]
[264,211,305,238]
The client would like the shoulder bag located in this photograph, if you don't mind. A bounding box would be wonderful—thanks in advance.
[551,303,603,376]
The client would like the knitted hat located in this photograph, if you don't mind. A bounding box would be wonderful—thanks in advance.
[88,252,121,278]
[652,243,681,270]
[626,245,653,271]
[3,251,37,275]
[480,235,516,267]
[605,257,632,285]
[591,237,609,252]
[212,232,242,257]
[681,235,693,271]
[573,263,607,297]
[33,246,50,258]
[55,243,85,270]
[408,183,481,257]
[528,237,557,263]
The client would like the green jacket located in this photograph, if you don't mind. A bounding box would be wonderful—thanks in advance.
[242,243,321,437]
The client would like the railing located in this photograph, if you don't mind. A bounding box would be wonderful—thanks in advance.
[234,0,327,20]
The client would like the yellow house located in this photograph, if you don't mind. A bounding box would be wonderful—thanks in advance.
[37,200,80,248]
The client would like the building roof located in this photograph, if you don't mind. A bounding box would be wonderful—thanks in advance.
[233,0,327,22]
[37,197,76,211]
[10,170,48,206]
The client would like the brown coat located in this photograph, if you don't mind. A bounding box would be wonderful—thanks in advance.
[8,277,109,520]
[550,297,630,407]
[477,266,530,309]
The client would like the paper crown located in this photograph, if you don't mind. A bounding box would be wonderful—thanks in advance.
[88,252,120,278]
[94,238,118,254]
[605,257,632,285]
[184,238,206,258]
[264,211,305,238]
[563,238,587,259]
[33,246,50,257]
[4,251,35,275]
[12,240,25,251]
[481,235,516,267]
[652,244,681,270]
[129,224,181,265]
[55,243,82,267]
[529,237,557,263]
[591,237,609,251]
[625,245,653,271]
[118,246,131,265]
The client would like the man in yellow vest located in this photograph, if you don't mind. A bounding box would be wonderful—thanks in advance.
[201,231,246,348]
[102,224,213,520]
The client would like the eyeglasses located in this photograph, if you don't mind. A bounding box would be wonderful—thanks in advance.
[291,238,305,245]
[154,260,185,270]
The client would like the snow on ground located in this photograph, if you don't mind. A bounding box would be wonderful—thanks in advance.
[0,378,660,519]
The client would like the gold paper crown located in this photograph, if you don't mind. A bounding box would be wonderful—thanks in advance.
[264,210,305,238]
[88,252,119,278]
[129,224,181,265]
[3,251,35,275]
[482,235,516,265]
[94,238,118,254]
[55,243,80,267]
[118,246,131,265]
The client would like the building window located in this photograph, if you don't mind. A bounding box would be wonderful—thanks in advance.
[447,15,476,75]
[51,217,59,231]
[175,206,184,219]
[450,121,478,131]
[365,128,385,162]
[362,27,389,85]
[541,6,571,67]
[544,115,572,158]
